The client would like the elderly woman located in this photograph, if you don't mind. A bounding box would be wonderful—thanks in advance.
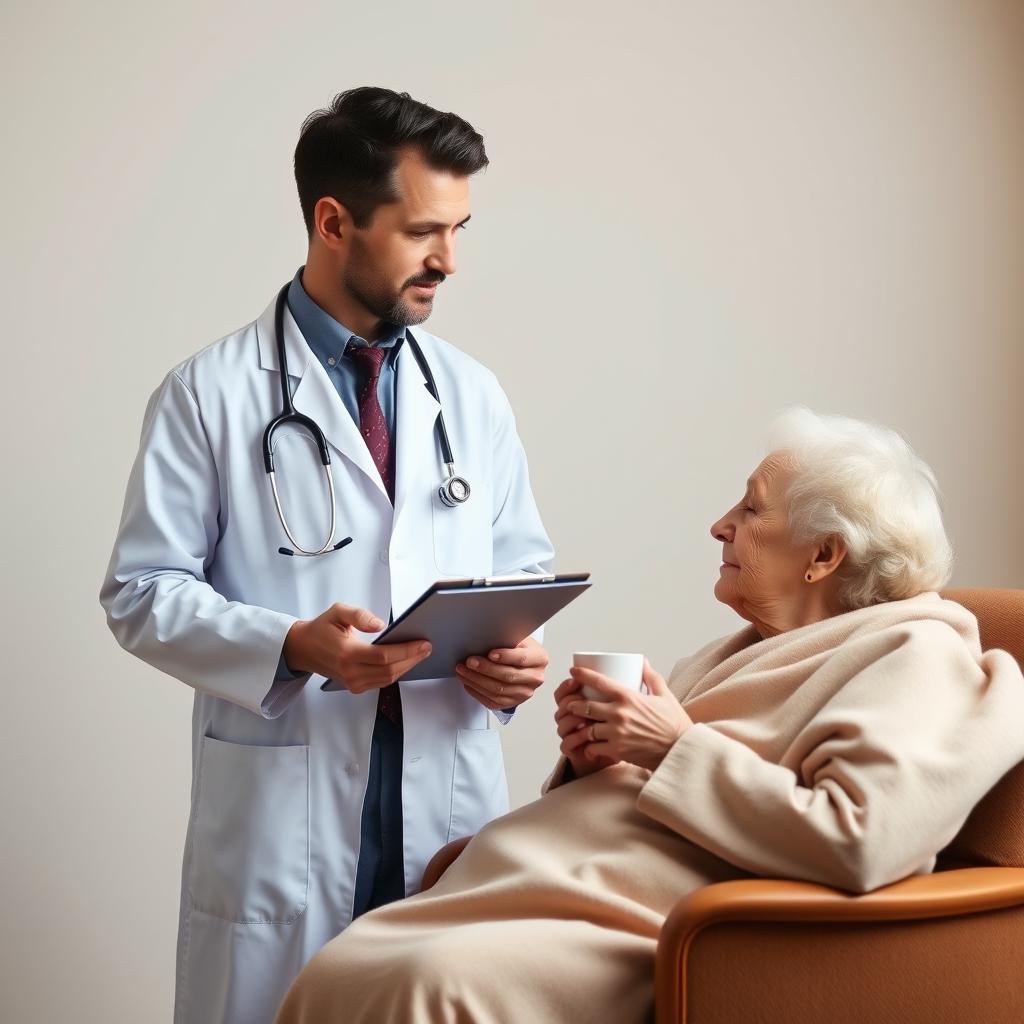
[276,408,1024,1024]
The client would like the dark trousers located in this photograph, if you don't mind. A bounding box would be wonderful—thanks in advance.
[352,708,405,918]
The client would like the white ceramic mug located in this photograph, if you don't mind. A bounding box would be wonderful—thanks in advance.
[572,651,645,701]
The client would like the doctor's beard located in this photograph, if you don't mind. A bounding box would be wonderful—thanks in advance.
[343,257,444,328]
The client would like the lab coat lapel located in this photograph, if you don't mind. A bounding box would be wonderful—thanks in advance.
[393,331,441,526]
[255,292,388,499]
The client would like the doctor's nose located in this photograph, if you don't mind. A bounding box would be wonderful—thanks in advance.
[426,239,457,277]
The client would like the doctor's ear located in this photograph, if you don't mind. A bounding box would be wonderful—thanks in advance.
[312,197,354,248]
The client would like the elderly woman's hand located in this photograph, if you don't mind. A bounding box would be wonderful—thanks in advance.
[560,660,693,773]
[554,675,621,779]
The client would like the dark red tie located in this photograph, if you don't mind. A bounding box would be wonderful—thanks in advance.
[349,344,394,503]
[349,343,400,723]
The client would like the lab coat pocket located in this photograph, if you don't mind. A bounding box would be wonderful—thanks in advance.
[187,735,310,924]
[431,482,493,577]
[447,727,508,842]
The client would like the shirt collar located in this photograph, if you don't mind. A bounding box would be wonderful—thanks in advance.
[286,266,405,370]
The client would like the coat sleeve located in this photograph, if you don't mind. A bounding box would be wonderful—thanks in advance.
[635,622,1024,893]
[99,370,307,718]
[486,376,556,726]
[488,377,554,579]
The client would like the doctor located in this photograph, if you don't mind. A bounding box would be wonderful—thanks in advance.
[100,86,554,1024]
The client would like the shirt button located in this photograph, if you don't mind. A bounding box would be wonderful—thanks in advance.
[345,763,359,776]
[327,356,336,366]
[379,549,390,564]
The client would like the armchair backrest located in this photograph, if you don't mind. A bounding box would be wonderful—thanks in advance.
[937,587,1024,870]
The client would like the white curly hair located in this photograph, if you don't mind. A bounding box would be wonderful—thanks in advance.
[766,407,954,610]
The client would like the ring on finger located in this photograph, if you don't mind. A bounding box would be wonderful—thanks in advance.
[589,722,599,742]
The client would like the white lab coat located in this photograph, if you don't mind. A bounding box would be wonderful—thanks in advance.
[100,289,554,1024]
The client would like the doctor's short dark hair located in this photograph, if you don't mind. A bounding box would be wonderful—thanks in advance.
[293,86,489,236]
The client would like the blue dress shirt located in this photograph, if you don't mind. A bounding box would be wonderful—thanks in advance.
[286,265,406,434]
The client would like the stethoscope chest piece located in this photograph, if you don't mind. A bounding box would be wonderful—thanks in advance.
[438,468,471,507]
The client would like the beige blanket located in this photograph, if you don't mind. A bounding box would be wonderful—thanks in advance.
[276,593,1024,1023]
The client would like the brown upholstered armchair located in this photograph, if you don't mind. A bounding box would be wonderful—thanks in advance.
[421,588,1024,1023]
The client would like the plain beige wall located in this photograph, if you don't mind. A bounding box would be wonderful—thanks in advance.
[2,1,1022,1021]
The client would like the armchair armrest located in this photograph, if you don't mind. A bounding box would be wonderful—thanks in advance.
[420,835,474,892]
[656,867,1024,1024]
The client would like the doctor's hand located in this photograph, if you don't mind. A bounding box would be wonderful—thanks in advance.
[560,660,693,773]
[283,603,432,694]
[454,636,550,712]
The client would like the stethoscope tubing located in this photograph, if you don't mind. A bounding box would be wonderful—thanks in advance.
[264,282,468,555]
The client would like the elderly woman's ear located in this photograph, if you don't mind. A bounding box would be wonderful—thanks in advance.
[806,535,847,584]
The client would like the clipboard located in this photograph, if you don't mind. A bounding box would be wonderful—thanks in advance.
[321,572,591,687]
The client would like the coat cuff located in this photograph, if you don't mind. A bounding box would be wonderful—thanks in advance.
[635,722,723,832]
[258,616,310,719]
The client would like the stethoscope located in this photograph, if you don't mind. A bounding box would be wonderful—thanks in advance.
[262,282,472,557]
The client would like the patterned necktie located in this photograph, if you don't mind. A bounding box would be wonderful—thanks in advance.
[348,344,395,503]
[349,342,400,723]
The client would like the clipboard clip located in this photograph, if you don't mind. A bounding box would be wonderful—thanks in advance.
[472,574,558,587]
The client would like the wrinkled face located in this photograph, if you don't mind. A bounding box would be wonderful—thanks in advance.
[341,147,471,327]
[709,453,815,628]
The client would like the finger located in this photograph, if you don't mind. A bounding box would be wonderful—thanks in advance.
[568,666,619,696]
[555,692,585,717]
[379,639,433,666]
[456,663,537,700]
[462,681,516,712]
[356,639,432,667]
[487,644,547,669]
[347,673,391,692]
[586,741,615,760]
[553,676,580,703]
[356,644,435,685]
[460,656,539,687]
[557,712,589,729]
[355,658,424,689]
[567,698,612,721]
[457,659,541,692]
[554,703,579,722]
[494,665,545,690]
[462,681,503,711]
[486,647,527,668]
[330,603,386,632]
[560,728,592,755]
[642,658,667,694]
[336,672,389,694]
[557,715,587,738]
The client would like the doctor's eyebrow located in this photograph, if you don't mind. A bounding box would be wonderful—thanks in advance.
[406,214,472,231]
